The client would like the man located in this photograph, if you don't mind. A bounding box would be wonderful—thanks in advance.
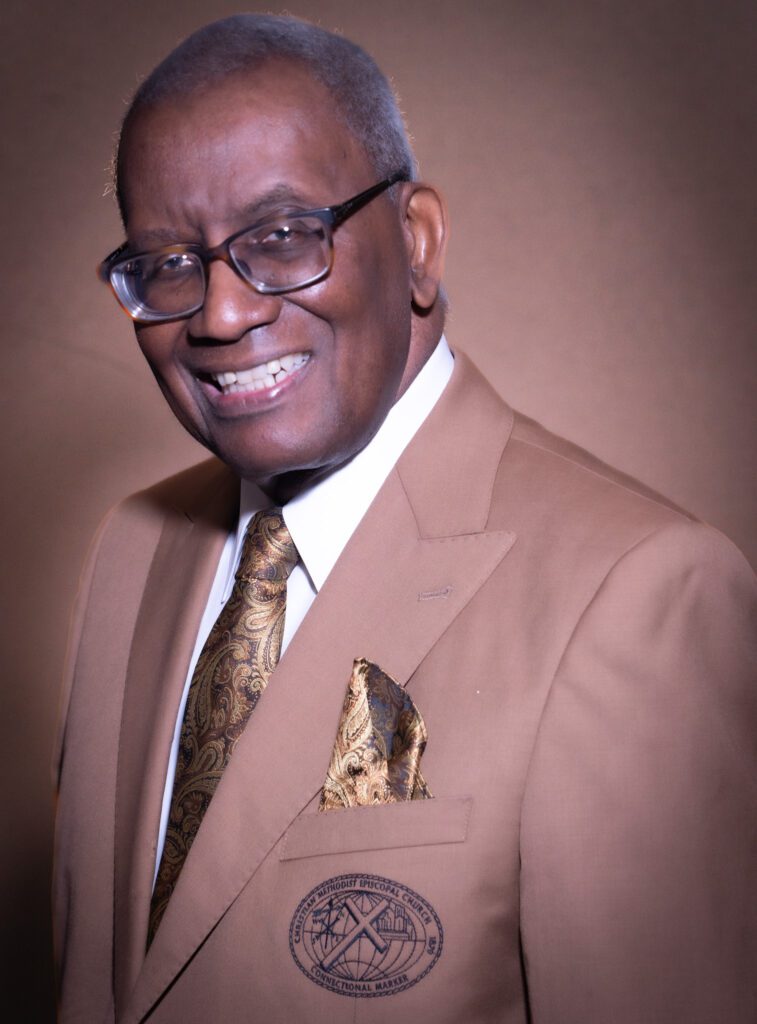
[53,13,756,1024]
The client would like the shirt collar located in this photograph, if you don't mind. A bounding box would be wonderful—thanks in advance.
[232,334,454,593]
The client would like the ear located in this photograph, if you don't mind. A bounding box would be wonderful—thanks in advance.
[400,184,448,310]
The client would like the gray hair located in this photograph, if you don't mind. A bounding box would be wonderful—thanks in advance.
[115,13,417,221]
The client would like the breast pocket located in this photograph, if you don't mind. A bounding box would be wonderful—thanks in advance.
[279,797,473,862]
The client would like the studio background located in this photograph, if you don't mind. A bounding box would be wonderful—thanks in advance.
[2,1,755,1018]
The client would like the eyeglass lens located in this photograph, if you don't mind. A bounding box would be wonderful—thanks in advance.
[111,214,332,320]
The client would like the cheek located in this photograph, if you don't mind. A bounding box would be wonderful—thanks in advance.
[136,326,182,387]
[134,325,204,425]
[134,324,167,370]
[326,244,412,389]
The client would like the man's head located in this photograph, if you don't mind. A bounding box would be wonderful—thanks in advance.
[115,14,418,222]
[112,15,447,501]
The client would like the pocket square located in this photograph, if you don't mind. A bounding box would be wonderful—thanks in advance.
[320,658,432,811]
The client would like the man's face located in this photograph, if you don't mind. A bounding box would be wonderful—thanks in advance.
[119,64,423,494]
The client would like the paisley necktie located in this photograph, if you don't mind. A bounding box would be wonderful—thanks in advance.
[148,509,297,947]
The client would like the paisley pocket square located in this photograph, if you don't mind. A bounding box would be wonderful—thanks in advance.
[320,658,432,811]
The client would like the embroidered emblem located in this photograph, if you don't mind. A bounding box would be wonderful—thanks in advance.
[289,873,443,997]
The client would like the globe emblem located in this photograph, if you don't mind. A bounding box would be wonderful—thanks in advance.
[310,889,423,979]
[290,874,443,998]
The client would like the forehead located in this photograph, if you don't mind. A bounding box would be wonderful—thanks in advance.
[119,63,374,237]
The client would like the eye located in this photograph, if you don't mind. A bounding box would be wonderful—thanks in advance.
[262,225,294,244]
[152,252,196,276]
[258,220,314,247]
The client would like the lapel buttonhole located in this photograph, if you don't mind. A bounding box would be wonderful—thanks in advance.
[417,585,453,601]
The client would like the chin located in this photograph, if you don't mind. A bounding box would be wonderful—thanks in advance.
[207,442,324,490]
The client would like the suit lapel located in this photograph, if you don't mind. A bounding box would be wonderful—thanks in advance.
[113,469,237,1012]
[122,353,517,1023]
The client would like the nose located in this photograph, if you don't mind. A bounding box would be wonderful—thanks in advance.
[187,260,282,343]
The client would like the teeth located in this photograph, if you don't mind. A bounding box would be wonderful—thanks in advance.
[209,353,309,394]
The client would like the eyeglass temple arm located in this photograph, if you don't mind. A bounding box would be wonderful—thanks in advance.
[97,242,128,281]
[330,171,408,228]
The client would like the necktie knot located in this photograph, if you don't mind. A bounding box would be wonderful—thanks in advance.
[237,509,298,583]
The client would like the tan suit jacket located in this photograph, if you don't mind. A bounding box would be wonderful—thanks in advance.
[53,352,757,1023]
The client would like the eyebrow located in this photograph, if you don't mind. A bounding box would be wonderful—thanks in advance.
[127,183,321,250]
[240,183,315,219]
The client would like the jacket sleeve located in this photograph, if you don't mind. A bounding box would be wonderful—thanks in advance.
[53,496,165,1024]
[519,520,757,1023]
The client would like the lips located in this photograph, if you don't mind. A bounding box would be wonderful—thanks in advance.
[204,352,310,395]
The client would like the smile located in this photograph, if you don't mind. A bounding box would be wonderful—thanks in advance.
[207,353,310,394]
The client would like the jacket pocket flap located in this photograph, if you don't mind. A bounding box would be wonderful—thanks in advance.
[280,796,472,861]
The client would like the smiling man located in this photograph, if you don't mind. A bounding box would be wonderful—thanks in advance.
[53,14,756,1024]
[115,57,444,498]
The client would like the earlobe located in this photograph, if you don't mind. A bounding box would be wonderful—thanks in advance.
[402,184,448,310]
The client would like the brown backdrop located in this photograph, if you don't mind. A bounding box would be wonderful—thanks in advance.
[2,1,755,1017]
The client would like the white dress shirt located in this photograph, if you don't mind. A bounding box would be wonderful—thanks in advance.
[153,336,454,881]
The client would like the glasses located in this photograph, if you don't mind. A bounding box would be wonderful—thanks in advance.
[98,172,406,323]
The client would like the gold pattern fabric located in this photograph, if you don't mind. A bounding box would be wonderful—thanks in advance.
[320,658,432,811]
[148,509,297,947]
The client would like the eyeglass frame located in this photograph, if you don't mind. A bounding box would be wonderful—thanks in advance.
[97,170,408,323]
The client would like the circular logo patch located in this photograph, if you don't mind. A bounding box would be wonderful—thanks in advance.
[289,873,443,998]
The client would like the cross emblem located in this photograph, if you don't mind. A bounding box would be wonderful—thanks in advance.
[320,897,389,970]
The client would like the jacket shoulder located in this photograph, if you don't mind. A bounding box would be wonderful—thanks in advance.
[513,411,690,513]
[492,409,696,541]
[107,457,238,532]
